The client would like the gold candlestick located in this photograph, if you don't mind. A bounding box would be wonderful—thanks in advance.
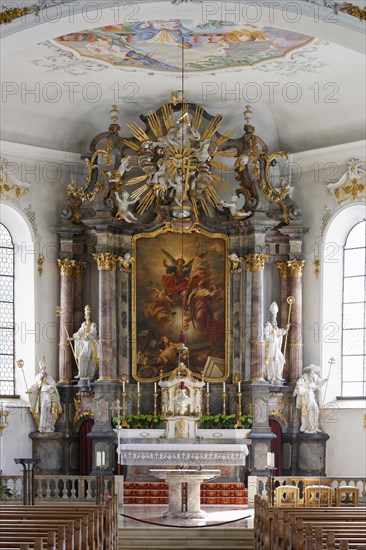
[153,392,158,416]
[222,392,227,416]
[234,392,244,428]
[205,392,210,416]
[121,391,130,428]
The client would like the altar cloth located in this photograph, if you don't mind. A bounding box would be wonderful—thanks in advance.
[118,441,249,466]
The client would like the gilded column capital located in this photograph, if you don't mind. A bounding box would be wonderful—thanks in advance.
[57,258,76,277]
[73,261,88,277]
[287,259,305,277]
[93,252,117,271]
[245,253,269,272]
[276,262,290,279]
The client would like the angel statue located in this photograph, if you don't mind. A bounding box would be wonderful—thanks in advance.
[221,194,252,219]
[228,252,243,273]
[170,171,185,206]
[108,155,132,182]
[115,190,139,223]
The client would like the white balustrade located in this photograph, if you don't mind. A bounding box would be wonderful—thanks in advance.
[1,474,116,503]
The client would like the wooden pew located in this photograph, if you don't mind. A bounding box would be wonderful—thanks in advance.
[0,498,117,550]
[254,495,366,550]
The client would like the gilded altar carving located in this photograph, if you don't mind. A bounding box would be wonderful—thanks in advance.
[245,253,269,272]
[93,252,117,271]
[287,259,305,277]
[73,261,88,277]
[73,391,95,425]
[268,392,287,426]
[57,258,76,277]
[276,262,290,279]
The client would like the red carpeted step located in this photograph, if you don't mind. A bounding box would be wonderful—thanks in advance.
[123,481,247,505]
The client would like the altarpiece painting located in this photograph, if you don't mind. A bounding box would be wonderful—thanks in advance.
[132,226,229,382]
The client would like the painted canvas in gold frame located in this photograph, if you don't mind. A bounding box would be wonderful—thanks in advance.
[132,225,229,382]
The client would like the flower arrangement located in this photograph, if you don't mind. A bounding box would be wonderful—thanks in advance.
[199,413,253,429]
[113,414,165,429]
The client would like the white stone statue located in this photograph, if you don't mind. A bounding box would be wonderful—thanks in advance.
[109,156,132,182]
[294,365,327,433]
[72,305,99,380]
[170,171,185,206]
[27,356,62,433]
[264,302,289,385]
[115,190,139,223]
[174,382,191,415]
[221,194,251,219]
[157,118,200,150]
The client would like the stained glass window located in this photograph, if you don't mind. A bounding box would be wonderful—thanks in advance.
[342,220,366,397]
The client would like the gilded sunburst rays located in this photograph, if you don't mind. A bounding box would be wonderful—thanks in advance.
[118,103,236,219]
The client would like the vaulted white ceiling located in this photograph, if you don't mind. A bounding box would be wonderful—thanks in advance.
[1,1,365,155]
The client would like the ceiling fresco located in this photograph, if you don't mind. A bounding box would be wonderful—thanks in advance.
[54,19,313,72]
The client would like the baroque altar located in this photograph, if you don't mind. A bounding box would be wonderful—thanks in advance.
[47,92,325,480]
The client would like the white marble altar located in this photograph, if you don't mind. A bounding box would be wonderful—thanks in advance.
[118,441,249,466]
[150,468,221,519]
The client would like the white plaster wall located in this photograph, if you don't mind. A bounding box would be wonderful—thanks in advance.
[1,406,35,475]
[294,143,366,478]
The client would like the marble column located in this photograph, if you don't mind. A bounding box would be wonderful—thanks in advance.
[93,252,117,380]
[245,254,268,381]
[73,261,88,333]
[276,262,290,381]
[287,260,305,383]
[57,259,75,383]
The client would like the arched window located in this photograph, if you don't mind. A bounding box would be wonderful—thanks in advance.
[342,220,366,397]
[0,223,15,395]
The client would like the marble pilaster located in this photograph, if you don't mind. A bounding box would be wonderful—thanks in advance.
[72,261,88,333]
[57,259,75,382]
[93,252,117,380]
[276,262,290,381]
[245,254,268,381]
[287,260,305,383]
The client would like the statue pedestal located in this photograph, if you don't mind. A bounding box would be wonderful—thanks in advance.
[282,431,330,476]
[29,432,79,475]
[150,468,220,519]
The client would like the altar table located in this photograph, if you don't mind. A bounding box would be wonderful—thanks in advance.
[150,468,221,519]
[118,440,249,467]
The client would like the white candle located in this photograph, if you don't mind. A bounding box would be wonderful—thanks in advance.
[137,382,140,393]
[206,382,209,393]
[101,451,106,467]
[271,453,275,468]
[238,381,241,393]
[223,382,226,393]
[154,382,157,393]
[96,451,101,467]
[122,380,126,393]
[266,452,271,468]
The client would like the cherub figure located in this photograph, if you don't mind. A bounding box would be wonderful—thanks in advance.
[115,190,139,223]
[228,252,243,273]
[221,194,251,219]
[170,171,185,206]
[118,252,135,272]
[151,160,170,197]
[235,153,249,172]
[280,176,294,198]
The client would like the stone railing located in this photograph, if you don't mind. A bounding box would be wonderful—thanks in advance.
[247,475,366,505]
[2,475,116,503]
